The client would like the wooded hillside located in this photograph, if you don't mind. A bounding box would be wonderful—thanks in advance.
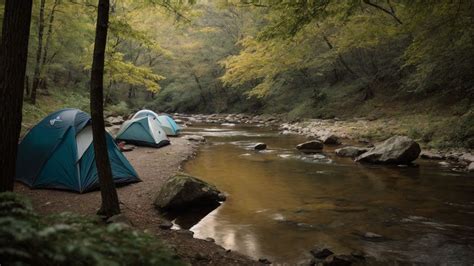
[1,0,473,148]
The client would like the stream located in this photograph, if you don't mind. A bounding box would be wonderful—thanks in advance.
[177,124,474,264]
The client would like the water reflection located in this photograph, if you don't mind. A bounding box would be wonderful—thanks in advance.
[164,202,221,229]
[180,125,474,264]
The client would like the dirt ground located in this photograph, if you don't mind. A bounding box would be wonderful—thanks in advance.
[15,137,262,266]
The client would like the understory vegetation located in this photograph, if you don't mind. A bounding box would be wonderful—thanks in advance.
[0,192,183,265]
[1,0,472,148]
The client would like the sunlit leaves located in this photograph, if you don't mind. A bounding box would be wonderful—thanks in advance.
[105,51,165,93]
[221,0,474,98]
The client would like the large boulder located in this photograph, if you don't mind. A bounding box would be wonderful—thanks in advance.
[335,146,369,158]
[154,175,225,211]
[296,140,323,151]
[320,133,341,145]
[355,136,421,164]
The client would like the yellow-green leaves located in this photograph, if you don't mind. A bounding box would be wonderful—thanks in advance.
[106,52,165,93]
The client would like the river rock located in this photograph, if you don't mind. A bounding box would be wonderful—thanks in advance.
[324,255,353,266]
[468,162,474,172]
[105,116,124,126]
[460,153,474,163]
[310,247,334,259]
[362,232,384,240]
[355,136,421,164]
[335,146,368,158]
[183,135,206,142]
[296,140,323,151]
[438,161,450,167]
[420,151,444,160]
[205,237,215,243]
[154,174,225,211]
[221,123,236,127]
[254,143,267,150]
[320,133,340,145]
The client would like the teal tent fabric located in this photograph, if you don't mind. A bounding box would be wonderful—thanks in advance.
[131,110,181,136]
[158,115,181,135]
[116,116,169,148]
[16,108,140,193]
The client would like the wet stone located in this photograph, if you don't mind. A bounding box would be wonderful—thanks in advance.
[310,247,334,259]
[254,143,267,150]
[258,258,272,264]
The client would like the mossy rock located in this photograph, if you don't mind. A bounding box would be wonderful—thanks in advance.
[154,174,226,211]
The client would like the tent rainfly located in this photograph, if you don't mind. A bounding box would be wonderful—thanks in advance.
[115,116,170,147]
[15,108,140,193]
[132,110,181,136]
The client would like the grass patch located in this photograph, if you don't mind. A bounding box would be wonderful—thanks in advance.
[22,89,89,135]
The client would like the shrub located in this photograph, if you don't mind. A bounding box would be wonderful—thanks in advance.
[0,193,183,266]
[106,101,131,117]
[447,111,474,148]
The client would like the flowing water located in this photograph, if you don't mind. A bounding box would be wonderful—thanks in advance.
[178,124,474,264]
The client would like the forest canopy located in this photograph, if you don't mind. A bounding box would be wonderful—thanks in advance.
[0,0,472,143]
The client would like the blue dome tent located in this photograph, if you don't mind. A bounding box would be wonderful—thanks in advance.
[15,109,140,193]
[132,110,181,136]
[157,114,181,136]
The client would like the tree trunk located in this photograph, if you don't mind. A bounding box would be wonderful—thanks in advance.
[192,72,208,107]
[25,75,30,96]
[90,0,120,217]
[39,0,60,93]
[41,0,59,67]
[128,85,133,99]
[0,0,34,192]
[31,0,46,104]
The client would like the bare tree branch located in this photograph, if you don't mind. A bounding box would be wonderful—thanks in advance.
[363,0,403,25]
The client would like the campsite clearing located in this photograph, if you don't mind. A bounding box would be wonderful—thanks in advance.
[14,136,260,265]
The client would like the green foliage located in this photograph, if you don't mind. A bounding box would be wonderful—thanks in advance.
[0,193,183,266]
[446,111,474,149]
[106,101,131,117]
[287,101,313,122]
[105,51,165,93]
[16,0,473,148]
[402,2,474,93]
[0,192,36,220]
[22,88,90,134]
